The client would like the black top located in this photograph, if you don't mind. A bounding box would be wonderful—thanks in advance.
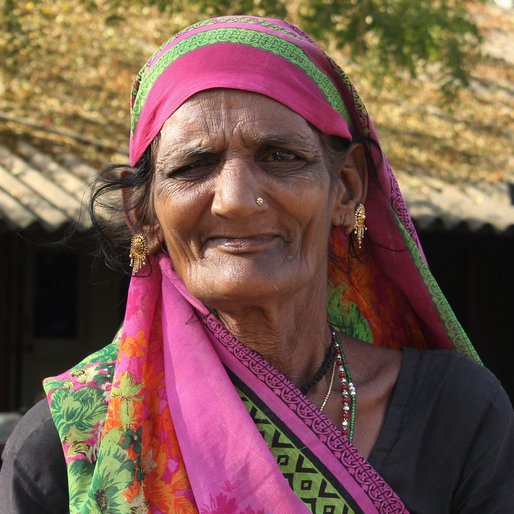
[1,349,513,514]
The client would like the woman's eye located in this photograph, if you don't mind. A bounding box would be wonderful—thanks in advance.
[269,150,297,161]
[260,147,308,176]
[168,158,217,180]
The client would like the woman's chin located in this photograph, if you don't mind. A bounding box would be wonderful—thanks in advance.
[203,278,282,303]
[179,253,324,311]
[190,271,298,310]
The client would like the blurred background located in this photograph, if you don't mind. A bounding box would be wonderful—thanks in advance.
[0,0,513,422]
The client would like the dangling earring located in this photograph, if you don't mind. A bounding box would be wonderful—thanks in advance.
[129,233,149,275]
[353,203,367,249]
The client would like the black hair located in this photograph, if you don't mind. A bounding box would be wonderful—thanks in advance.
[88,135,159,274]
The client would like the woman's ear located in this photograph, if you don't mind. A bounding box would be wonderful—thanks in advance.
[121,171,163,255]
[331,143,368,235]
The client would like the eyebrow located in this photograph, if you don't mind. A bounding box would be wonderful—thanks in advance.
[156,145,215,167]
[248,132,320,152]
[252,132,309,144]
[183,146,216,158]
[159,130,319,164]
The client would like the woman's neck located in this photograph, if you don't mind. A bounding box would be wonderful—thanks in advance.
[215,280,331,388]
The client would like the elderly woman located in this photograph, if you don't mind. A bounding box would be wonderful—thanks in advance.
[1,15,513,514]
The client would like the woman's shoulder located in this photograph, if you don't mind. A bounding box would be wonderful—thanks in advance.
[43,339,119,398]
[398,347,513,457]
[0,399,67,513]
[402,347,507,408]
[1,398,57,456]
[372,348,514,513]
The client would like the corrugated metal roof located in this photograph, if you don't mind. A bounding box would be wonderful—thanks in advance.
[0,140,513,235]
[0,141,95,232]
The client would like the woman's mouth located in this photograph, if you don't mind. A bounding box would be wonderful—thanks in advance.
[204,235,281,253]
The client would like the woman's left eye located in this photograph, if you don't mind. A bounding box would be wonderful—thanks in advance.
[268,150,297,161]
[260,147,309,176]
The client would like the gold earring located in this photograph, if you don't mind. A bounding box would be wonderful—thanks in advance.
[129,233,149,275]
[353,203,367,249]
[255,197,264,206]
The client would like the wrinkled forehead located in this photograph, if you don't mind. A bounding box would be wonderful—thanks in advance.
[129,16,354,165]
[155,89,324,163]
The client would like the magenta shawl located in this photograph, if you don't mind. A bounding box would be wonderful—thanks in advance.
[44,15,479,514]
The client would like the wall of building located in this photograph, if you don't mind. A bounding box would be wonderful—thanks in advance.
[2,235,128,411]
[419,229,514,402]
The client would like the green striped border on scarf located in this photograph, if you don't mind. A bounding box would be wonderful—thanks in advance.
[130,27,353,135]
[394,213,480,363]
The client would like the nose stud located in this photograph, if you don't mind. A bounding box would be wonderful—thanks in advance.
[255,197,264,206]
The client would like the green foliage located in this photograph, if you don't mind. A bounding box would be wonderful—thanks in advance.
[102,0,287,18]
[298,0,484,95]
[1,0,484,97]
[94,0,484,95]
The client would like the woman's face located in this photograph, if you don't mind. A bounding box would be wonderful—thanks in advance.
[151,89,347,308]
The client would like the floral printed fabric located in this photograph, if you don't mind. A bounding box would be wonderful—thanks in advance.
[327,228,426,349]
[44,254,408,514]
[44,266,198,514]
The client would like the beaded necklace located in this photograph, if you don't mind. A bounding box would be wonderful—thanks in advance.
[319,355,337,412]
[333,330,357,441]
[259,327,357,441]
[319,331,357,441]
[299,338,334,395]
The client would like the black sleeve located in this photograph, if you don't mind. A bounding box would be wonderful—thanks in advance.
[0,399,68,514]
[452,383,514,514]
[369,349,514,514]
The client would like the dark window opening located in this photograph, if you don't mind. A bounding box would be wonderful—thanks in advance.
[33,252,78,338]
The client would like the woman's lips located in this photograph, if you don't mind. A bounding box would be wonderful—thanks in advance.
[204,235,281,253]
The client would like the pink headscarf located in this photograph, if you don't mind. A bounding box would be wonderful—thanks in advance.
[128,15,477,357]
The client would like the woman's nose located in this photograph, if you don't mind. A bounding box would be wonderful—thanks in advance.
[211,158,263,218]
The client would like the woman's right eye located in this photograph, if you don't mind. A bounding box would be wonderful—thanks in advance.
[168,157,217,181]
